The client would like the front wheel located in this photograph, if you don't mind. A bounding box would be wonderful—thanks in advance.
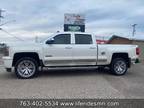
[110,58,128,75]
[15,57,38,79]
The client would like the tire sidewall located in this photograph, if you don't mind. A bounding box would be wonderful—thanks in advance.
[111,58,128,75]
[15,57,38,79]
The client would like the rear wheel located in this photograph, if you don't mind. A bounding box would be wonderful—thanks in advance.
[15,57,38,79]
[110,58,128,75]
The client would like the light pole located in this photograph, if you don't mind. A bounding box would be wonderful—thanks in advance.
[0,9,23,41]
[132,24,137,37]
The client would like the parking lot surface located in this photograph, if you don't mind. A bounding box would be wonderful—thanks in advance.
[0,63,144,99]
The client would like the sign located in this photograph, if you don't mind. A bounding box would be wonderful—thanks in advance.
[64,13,85,25]
[64,24,85,32]
[64,13,85,32]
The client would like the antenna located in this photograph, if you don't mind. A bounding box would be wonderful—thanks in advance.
[35,36,38,43]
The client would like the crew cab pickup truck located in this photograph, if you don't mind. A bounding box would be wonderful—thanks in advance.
[3,32,140,79]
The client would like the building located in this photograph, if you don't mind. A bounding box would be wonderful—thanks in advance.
[96,35,109,44]
[107,35,132,44]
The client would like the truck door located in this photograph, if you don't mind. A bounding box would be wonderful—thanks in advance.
[72,34,97,65]
[43,33,73,66]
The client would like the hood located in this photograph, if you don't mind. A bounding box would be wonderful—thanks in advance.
[4,42,41,47]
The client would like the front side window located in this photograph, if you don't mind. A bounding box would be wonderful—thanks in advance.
[53,34,71,44]
[75,34,93,44]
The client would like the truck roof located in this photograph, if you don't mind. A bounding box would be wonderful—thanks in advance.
[57,32,93,34]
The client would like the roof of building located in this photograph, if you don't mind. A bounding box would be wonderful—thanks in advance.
[108,35,144,43]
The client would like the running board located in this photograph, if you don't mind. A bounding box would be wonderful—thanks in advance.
[41,66,99,71]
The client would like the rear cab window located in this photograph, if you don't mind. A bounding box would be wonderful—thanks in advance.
[75,34,93,44]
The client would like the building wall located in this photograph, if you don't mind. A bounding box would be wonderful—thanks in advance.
[107,38,132,44]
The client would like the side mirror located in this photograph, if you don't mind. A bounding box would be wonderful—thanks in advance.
[46,38,54,44]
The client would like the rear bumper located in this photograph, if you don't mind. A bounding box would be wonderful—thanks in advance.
[131,58,140,64]
[135,58,140,63]
[128,58,139,68]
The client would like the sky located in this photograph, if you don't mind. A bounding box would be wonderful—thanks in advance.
[0,0,144,42]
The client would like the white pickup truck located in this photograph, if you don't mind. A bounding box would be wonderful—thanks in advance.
[3,32,140,79]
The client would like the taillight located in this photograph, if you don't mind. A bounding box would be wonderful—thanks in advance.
[136,47,140,55]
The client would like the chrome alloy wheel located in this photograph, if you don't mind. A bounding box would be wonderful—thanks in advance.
[17,60,36,78]
[114,60,127,74]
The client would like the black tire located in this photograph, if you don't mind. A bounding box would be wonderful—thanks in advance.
[110,58,128,76]
[15,57,38,79]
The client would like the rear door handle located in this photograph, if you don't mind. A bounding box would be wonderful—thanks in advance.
[65,46,72,49]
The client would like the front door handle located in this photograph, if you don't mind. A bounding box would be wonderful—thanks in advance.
[65,46,72,49]
[90,47,96,49]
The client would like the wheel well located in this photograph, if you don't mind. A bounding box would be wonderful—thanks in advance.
[12,52,40,66]
[111,53,130,67]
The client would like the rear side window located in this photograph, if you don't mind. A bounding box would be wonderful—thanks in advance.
[75,34,93,44]
[53,34,71,44]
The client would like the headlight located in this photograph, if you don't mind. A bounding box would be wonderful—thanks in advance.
[4,46,9,56]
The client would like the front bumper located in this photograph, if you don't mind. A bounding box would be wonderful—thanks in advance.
[2,56,13,68]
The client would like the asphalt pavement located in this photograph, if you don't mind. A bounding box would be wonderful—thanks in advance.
[0,63,144,99]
